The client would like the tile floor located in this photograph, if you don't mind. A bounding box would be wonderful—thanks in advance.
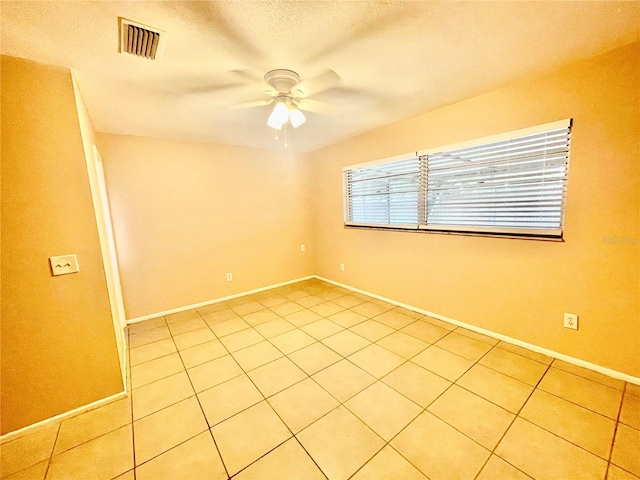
[2,278,639,480]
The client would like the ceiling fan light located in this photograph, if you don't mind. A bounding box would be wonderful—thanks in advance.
[267,111,284,130]
[289,107,306,128]
[272,101,289,124]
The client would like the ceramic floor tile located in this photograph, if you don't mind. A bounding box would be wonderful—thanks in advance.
[351,445,427,480]
[350,319,395,342]
[412,345,474,381]
[520,389,616,459]
[428,385,515,450]
[270,329,316,354]
[626,383,640,397]
[167,317,207,336]
[211,401,291,476]
[128,317,166,335]
[297,406,385,480]
[496,418,607,480]
[187,355,243,393]
[201,309,239,326]
[332,294,367,308]
[454,327,499,345]
[611,424,640,476]
[54,397,131,454]
[231,301,265,316]
[434,332,493,362]
[268,378,339,433]
[130,338,176,366]
[132,372,194,420]
[232,341,283,371]
[457,364,533,413]
[538,367,622,419]
[243,309,279,326]
[219,328,264,352]
[348,344,405,378]
[2,460,49,480]
[394,307,424,319]
[197,374,264,426]
[283,309,323,327]
[382,361,451,407]
[209,318,250,338]
[179,339,227,369]
[315,289,345,302]
[247,356,307,397]
[173,327,216,351]
[133,397,208,465]
[322,330,371,357]
[608,465,640,480]
[620,390,640,429]
[47,425,133,480]
[345,382,422,441]
[401,321,450,343]
[129,326,171,348]
[269,301,305,317]
[391,411,490,480]
[295,295,325,308]
[165,310,200,324]
[328,310,368,328]
[255,294,289,308]
[233,438,325,480]
[131,353,184,389]
[479,347,548,386]
[135,432,226,480]
[496,341,553,364]
[350,302,389,318]
[552,359,625,390]
[281,288,311,301]
[312,359,376,402]
[421,315,457,331]
[254,318,296,339]
[377,331,429,359]
[374,310,416,330]
[301,319,344,340]
[196,302,229,316]
[288,342,342,375]
[476,455,532,480]
[309,301,345,317]
[0,425,58,477]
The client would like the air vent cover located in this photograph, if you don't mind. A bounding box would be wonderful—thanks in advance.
[119,18,165,60]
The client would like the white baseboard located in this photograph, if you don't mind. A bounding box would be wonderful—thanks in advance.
[316,275,640,386]
[127,275,315,324]
[0,391,127,444]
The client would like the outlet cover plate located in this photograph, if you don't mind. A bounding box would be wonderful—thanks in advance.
[564,313,579,330]
[50,254,79,276]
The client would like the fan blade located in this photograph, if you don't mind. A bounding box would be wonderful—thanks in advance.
[292,69,341,98]
[231,98,274,109]
[296,98,336,115]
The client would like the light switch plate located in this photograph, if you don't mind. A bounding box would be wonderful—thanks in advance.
[50,254,79,276]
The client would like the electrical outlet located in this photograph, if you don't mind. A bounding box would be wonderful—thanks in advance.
[300,244,306,252]
[340,263,345,272]
[564,313,578,330]
[226,273,233,282]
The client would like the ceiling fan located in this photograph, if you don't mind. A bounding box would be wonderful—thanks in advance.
[234,68,341,134]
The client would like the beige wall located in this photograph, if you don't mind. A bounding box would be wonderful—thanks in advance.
[95,134,314,319]
[309,42,640,377]
[1,56,123,434]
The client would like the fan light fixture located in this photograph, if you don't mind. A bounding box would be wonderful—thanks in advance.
[267,97,306,130]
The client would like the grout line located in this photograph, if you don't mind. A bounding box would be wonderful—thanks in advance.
[42,422,62,479]
[605,382,627,480]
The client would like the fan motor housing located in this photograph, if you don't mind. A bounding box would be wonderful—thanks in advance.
[264,69,300,93]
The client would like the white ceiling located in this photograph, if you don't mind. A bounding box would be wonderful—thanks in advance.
[2,1,639,152]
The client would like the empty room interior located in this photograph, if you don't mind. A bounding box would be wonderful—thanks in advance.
[1,1,639,479]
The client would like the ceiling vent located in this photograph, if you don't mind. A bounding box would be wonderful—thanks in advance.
[119,18,166,60]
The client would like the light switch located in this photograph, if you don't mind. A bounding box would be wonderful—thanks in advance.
[50,254,79,276]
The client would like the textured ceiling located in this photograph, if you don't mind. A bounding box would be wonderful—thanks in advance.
[2,1,639,152]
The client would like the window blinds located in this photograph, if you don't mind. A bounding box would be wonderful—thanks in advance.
[343,119,572,238]
[423,122,571,236]
[344,157,420,228]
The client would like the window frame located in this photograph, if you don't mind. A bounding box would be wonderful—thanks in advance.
[342,119,572,240]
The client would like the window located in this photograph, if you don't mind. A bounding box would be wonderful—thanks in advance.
[343,119,572,239]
